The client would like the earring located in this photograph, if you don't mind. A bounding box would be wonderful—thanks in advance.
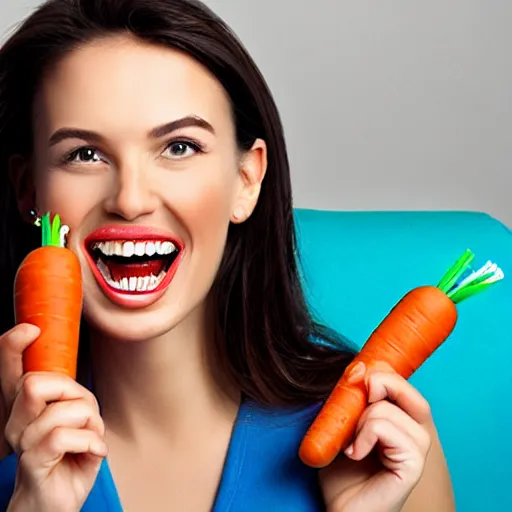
[29,208,41,227]
[232,206,246,222]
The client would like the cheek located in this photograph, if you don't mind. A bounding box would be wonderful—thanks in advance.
[163,160,239,248]
[35,170,106,230]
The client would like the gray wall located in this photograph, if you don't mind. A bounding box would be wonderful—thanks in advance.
[3,1,511,227]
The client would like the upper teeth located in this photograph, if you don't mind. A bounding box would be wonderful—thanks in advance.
[92,240,177,257]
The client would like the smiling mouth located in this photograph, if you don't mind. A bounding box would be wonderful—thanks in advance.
[87,239,181,293]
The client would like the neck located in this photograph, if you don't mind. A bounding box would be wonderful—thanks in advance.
[89,302,240,446]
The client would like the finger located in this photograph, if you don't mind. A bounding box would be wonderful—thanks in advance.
[14,372,98,412]
[346,417,419,465]
[17,399,105,455]
[345,361,394,386]
[356,400,431,454]
[19,427,108,474]
[5,374,98,451]
[0,324,40,410]
[364,370,432,425]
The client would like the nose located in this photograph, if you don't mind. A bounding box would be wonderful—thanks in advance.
[103,161,159,221]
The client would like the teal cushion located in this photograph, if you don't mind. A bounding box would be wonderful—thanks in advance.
[295,209,511,512]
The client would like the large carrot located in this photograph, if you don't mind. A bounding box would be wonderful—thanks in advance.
[14,213,83,379]
[299,249,504,468]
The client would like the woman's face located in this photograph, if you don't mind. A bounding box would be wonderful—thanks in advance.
[20,35,266,341]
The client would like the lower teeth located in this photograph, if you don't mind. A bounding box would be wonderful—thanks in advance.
[96,260,166,292]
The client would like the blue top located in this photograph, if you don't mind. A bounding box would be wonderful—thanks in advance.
[0,398,326,511]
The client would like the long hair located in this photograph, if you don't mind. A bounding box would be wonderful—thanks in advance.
[0,0,357,406]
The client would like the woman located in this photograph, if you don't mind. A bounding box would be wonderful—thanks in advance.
[0,0,455,510]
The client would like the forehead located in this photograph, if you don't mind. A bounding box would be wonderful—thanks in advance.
[35,35,232,134]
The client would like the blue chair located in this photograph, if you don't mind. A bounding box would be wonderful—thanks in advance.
[295,209,511,512]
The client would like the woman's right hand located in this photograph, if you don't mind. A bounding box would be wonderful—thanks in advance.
[0,324,107,512]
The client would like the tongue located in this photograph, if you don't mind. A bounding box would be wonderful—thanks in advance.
[105,259,166,281]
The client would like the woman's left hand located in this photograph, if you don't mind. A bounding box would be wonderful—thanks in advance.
[319,362,433,512]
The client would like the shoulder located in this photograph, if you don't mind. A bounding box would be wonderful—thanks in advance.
[239,398,325,476]
[225,398,326,510]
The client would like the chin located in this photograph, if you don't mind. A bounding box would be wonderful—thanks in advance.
[82,302,187,343]
[81,270,212,344]
[76,225,220,344]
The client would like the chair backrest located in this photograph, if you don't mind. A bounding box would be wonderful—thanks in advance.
[294,209,511,512]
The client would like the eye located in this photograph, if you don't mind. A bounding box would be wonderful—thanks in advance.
[66,147,103,164]
[162,140,202,160]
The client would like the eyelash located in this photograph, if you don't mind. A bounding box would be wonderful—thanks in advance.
[63,138,205,165]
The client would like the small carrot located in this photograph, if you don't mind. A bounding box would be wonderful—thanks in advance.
[299,250,504,468]
[14,212,83,379]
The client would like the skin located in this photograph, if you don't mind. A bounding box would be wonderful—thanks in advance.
[2,35,455,511]
[319,362,455,512]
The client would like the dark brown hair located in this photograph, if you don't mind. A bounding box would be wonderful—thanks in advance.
[0,0,356,406]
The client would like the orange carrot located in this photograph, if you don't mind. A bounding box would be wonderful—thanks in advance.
[14,213,82,379]
[299,250,504,468]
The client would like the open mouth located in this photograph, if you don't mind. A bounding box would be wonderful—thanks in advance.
[87,238,181,294]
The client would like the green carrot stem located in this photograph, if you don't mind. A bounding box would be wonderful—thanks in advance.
[51,214,61,246]
[41,213,49,247]
[449,281,496,304]
[437,249,474,293]
[437,248,503,303]
[40,212,68,248]
[446,270,494,298]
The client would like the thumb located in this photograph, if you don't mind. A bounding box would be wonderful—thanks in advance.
[0,323,40,414]
[0,324,40,458]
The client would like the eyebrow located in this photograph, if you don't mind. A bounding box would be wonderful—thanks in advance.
[48,115,215,147]
[150,116,215,138]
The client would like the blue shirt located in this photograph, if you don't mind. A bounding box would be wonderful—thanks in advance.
[0,398,326,511]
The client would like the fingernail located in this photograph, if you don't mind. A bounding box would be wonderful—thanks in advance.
[92,441,108,457]
[24,324,41,337]
[15,324,40,338]
[6,324,40,347]
[346,362,366,384]
[344,444,354,456]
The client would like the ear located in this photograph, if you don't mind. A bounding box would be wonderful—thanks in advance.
[8,154,36,223]
[231,138,268,224]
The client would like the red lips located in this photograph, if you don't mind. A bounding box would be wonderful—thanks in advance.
[84,225,184,248]
[82,224,185,309]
